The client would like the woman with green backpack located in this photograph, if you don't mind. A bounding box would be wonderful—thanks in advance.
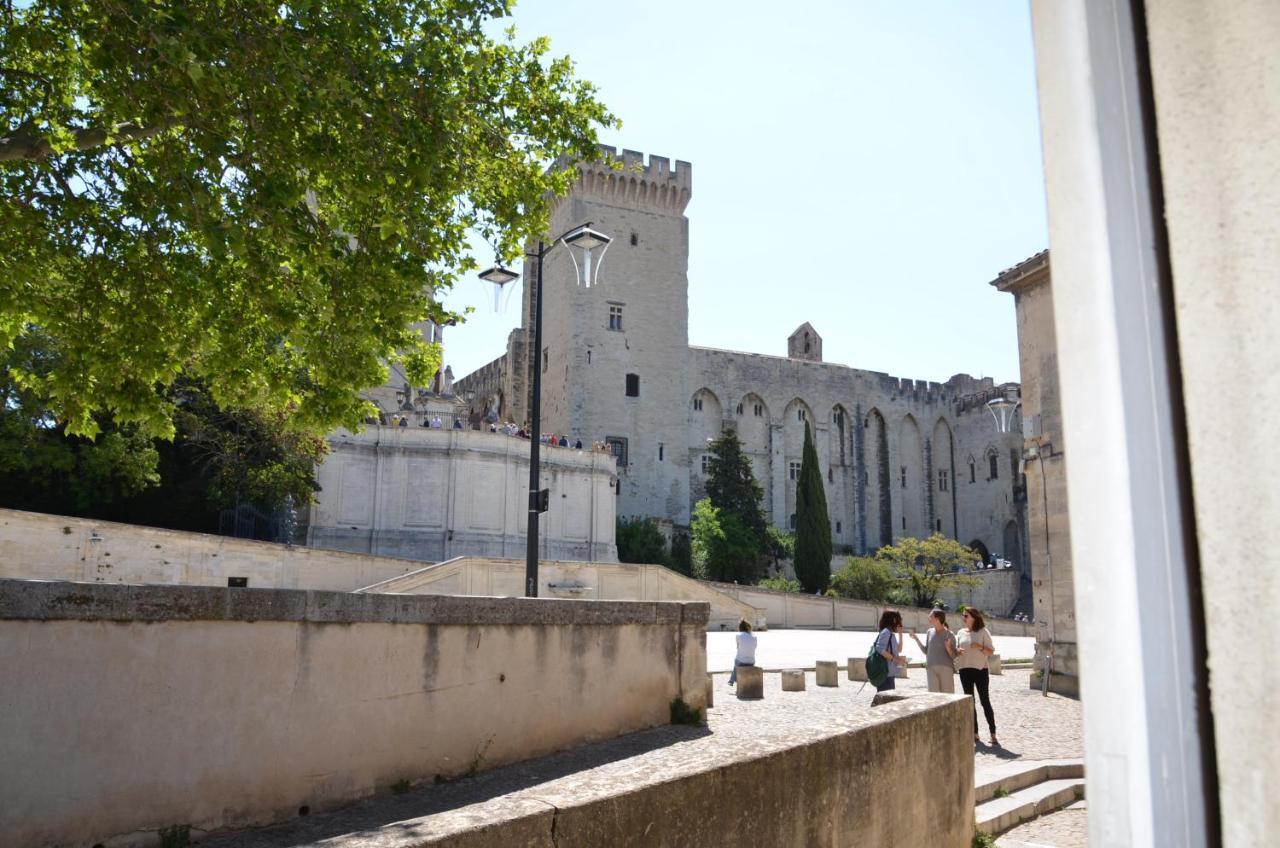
[870,609,909,691]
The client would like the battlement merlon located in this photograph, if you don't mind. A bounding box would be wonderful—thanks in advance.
[553,145,693,215]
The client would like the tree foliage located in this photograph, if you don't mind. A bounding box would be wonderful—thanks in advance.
[765,526,795,573]
[690,498,760,584]
[615,516,668,565]
[874,534,980,608]
[0,0,615,438]
[793,422,832,593]
[829,556,896,603]
[704,428,767,545]
[1,334,325,528]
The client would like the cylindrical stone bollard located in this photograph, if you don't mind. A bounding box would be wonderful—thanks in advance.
[706,674,715,708]
[988,654,1003,676]
[848,657,868,681]
[736,666,764,700]
[781,669,806,691]
[815,660,839,687]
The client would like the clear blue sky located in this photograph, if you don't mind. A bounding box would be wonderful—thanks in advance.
[442,1,1047,386]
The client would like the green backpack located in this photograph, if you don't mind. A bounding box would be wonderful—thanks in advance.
[866,638,889,687]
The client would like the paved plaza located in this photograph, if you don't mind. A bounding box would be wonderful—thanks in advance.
[706,627,1037,673]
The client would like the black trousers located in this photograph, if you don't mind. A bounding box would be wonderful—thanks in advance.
[959,667,996,735]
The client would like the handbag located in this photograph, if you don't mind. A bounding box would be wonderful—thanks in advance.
[866,634,889,687]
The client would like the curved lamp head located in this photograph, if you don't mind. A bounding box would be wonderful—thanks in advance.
[562,223,612,288]
[986,387,1022,434]
[478,264,520,312]
[561,225,611,251]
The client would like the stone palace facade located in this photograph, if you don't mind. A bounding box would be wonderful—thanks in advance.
[457,148,1027,567]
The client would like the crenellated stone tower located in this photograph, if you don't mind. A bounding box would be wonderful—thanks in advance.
[528,148,693,520]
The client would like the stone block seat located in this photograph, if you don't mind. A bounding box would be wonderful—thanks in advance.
[848,657,867,681]
[735,666,764,700]
[815,660,839,687]
[781,669,806,691]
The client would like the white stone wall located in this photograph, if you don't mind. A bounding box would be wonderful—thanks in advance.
[307,426,618,563]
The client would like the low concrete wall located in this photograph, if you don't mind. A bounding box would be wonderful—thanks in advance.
[544,695,974,847]
[0,508,423,590]
[203,692,975,847]
[359,556,762,632]
[712,581,1033,637]
[0,580,708,848]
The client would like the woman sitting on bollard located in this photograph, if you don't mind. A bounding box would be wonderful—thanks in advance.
[910,608,958,693]
[957,607,999,746]
[874,610,909,691]
[728,618,757,687]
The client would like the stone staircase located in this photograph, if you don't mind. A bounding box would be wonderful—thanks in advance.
[975,759,1085,837]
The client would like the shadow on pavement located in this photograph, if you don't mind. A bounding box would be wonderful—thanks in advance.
[202,722,713,847]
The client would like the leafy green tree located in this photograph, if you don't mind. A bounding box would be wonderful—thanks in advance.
[793,422,832,593]
[704,429,767,545]
[1,0,615,438]
[690,498,760,584]
[668,530,692,576]
[1,337,324,529]
[765,526,795,573]
[829,556,896,603]
[874,534,980,608]
[615,517,668,565]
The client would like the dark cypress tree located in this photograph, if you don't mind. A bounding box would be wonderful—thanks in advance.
[705,429,767,546]
[794,421,832,593]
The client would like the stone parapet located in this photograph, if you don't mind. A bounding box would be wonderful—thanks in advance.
[0,579,707,848]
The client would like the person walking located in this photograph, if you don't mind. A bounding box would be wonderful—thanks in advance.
[957,607,999,745]
[728,619,757,687]
[910,608,957,693]
[874,609,909,691]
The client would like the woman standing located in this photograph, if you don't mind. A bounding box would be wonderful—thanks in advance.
[957,608,999,745]
[910,609,957,693]
[874,609,909,691]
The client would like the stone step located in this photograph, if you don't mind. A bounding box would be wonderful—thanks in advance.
[975,758,1083,804]
[976,777,1086,835]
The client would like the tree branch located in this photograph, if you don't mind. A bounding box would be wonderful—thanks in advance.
[0,118,180,163]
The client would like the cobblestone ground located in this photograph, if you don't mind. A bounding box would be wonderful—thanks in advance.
[998,802,1088,848]
[716,665,1082,767]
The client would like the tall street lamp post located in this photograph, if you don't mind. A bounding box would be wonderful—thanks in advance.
[479,223,612,597]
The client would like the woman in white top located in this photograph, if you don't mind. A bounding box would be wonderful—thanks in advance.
[728,618,757,686]
[956,607,999,746]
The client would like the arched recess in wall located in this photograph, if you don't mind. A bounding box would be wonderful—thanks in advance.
[830,404,851,466]
[931,417,956,539]
[1002,520,1022,569]
[828,404,852,546]
[968,538,992,566]
[898,414,926,539]
[688,388,724,450]
[782,398,815,532]
[865,408,892,549]
[736,393,772,520]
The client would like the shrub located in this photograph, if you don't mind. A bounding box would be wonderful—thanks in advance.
[830,556,896,602]
[616,516,668,565]
[758,575,802,593]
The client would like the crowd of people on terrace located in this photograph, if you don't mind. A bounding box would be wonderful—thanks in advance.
[371,411,614,454]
